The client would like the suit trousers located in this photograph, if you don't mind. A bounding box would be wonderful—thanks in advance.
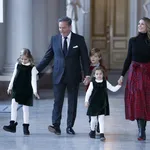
[52,80,79,128]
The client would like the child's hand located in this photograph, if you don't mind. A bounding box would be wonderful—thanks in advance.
[85,102,89,108]
[34,92,40,99]
[83,76,90,85]
[7,89,12,95]
[118,76,124,85]
[118,83,122,86]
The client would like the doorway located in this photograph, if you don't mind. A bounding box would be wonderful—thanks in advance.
[91,0,129,69]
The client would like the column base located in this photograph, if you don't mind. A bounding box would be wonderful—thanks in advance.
[2,63,15,75]
[0,80,9,100]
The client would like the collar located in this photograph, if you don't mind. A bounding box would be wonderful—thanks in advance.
[91,63,100,67]
[62,32,72,40]
[21,62,31,66]
[95,79,103,83]
[138,32,147,38]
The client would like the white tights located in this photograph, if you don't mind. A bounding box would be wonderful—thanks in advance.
[90,115,104,133]
[11,99,29,124]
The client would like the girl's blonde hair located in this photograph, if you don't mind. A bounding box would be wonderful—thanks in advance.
[140,17,150,39]
[17,48,34,66]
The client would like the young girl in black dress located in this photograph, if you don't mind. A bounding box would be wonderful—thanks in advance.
[85,67,121,141]
[3,48,40,135]
[86,48,107,133]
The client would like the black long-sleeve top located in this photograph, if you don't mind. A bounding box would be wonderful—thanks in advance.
[121,32,150,76]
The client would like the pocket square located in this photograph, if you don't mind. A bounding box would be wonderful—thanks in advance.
[73,45,78,48]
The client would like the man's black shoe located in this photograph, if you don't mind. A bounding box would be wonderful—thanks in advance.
[66,127,75,135]
[48,125,61,135]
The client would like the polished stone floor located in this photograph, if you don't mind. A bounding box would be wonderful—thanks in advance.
[0,73,149,150]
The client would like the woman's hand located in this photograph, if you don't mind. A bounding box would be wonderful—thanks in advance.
[118,76,124,85]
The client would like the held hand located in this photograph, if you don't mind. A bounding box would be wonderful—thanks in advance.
[34,92,40,99]
[7,89,12,95]
[85,102,89,108]
[118,83,122,87]
[118,76,124,85]
[83,76,90,86]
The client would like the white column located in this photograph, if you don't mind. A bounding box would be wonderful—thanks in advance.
[0,0,3,23]
[67,0,90,49]
[59,0,66,18]
[143,0,150,18]
[47,0,60,39]
[4,0,32,73]
[32,0,64,74]
[129,0,138,37]
[0,0,5,73]
[82,0,90,49]
[32,0,48,64]
[137,0,147,19]
[0,23,5,73]
[33,0,62,64]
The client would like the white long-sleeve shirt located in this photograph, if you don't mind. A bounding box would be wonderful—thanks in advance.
[8,62,38,93]
[85,79,121,103]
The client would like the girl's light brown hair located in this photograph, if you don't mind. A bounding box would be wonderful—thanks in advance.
[17,48,34,66]
[91,66,105,79]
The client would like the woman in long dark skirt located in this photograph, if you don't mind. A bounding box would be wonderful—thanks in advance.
[118,17,150,141]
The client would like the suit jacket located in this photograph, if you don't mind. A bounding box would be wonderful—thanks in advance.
[37,32,90,84]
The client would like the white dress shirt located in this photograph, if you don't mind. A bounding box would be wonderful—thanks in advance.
[62,32,72,49]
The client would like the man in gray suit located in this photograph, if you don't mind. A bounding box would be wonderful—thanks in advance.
[37,16,90,135]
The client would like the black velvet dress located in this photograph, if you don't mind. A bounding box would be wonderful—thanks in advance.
[12,64,33,106]
[87,78,110,116]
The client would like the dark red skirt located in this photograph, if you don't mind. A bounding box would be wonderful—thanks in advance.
[125,61,150,121]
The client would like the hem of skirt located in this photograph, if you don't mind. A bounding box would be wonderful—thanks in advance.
[17,102,33,106]
[126,117,150,121]
[87,114,109,116]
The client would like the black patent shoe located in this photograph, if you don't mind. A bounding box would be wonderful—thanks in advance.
[23,124,30,135]
[89,130,95,138]
[3,121,18,133]
[66,127,75,135]
[48,125,61,135]
[100,133,106,141]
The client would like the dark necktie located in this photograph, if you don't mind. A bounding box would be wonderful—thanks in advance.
[63,37,67,56]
